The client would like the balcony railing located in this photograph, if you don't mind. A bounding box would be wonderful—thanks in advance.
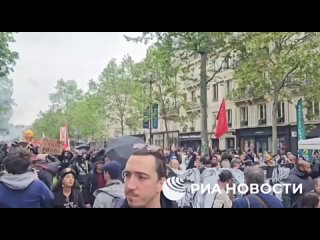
[186,101,201,112]
[258,119,266,126]
[277,117,285,124]
[306,114,320,121]
[240,120,248,127]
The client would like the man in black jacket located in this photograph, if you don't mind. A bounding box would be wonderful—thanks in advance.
[282,159,314,208]
[83,150,106,207]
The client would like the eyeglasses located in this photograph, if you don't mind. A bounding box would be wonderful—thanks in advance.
[133,143,161,152]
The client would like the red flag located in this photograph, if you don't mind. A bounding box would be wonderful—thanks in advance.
[215,98,229,139]
[60,122,70,151]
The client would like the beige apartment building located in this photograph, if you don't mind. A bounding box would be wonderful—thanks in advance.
[106,52,320,154]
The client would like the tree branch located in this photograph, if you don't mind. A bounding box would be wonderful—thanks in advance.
[172,32,192,43]
[283,33,313,58]
[279,62,300,91]
[279,34,292,49]
[207,49,233,84]
[268,56,276,66]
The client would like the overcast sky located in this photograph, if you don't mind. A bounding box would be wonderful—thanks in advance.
[8,32,149,126]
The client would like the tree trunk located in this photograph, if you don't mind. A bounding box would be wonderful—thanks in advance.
[200,53,209,155]
[272,95,279,155]
[164,118,170,149]
[158,84,170,149]
[120,116,124,136]
[161,101,169,148]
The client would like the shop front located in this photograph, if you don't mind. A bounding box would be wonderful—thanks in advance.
[152,132,165,147]
[130,134,146,143]
[235,127,289,154]
[151,131,179,148]
[179,132,201,151]
[166,131,179,148]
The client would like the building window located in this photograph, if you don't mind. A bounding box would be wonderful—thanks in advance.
[190,117,195,131]
[258,104,267,125]
[183,93,187,102]
[240,138,255,152]
[226,138,235,149]
[305,74,312,85]
[212,59,216,71]
[226,80,233,96]
[212,112,217,129]
[224,56,230,70]
[153,133,164,147]
[191,91,196,103]
[240,107,248,127]
[307,101,320,120]
[277,102,285,123]
[227,109,232,128]
[212,84,218,101]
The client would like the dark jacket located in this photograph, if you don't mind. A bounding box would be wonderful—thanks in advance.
[232,192,283,208]
[83,169,105,205]
[282,167,314,208]
[31,164,55,189]
[71,159,91,185]
[52,188,85,208]
[120,192,178,208]
[186,154,196,170]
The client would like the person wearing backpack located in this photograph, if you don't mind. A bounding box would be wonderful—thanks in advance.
[92,161,125,208]
[232,167,283,208]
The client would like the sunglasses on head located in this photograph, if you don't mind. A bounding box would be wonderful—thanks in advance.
[133,143,161,152]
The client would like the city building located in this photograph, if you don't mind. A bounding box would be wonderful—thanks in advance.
[106,49,320,153]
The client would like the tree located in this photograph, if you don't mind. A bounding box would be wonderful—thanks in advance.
[233,32,320,154]
[0,76,14,128]
[98,55,144,136]
[142,42,195,148]
[32,110,65,139]
[0,32,19,77]
[66,94,106,141]
[0,32,18,130]
[126,32,237,154]
[49,79,83,111]
[33,79,84,140]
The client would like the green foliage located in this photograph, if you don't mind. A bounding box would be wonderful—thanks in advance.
[0,32,18,128]
[141,41,194,131]
[234,32,320,101]
[126,32,237,153]
[0,76,14,128]
[97,55,145,134]
[0,32,19,77]
[233,32,320,154]
[32,110,65,139]
[32,79,105,140]
[66,94,106,140]
[49,79,83,111]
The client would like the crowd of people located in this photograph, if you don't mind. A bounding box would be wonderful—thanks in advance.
[0,140,319,208]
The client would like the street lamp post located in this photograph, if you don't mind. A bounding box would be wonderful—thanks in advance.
[146,72,160,145]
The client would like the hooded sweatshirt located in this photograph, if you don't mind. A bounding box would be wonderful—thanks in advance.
[0,172,54,208]
[92,179,125,208]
